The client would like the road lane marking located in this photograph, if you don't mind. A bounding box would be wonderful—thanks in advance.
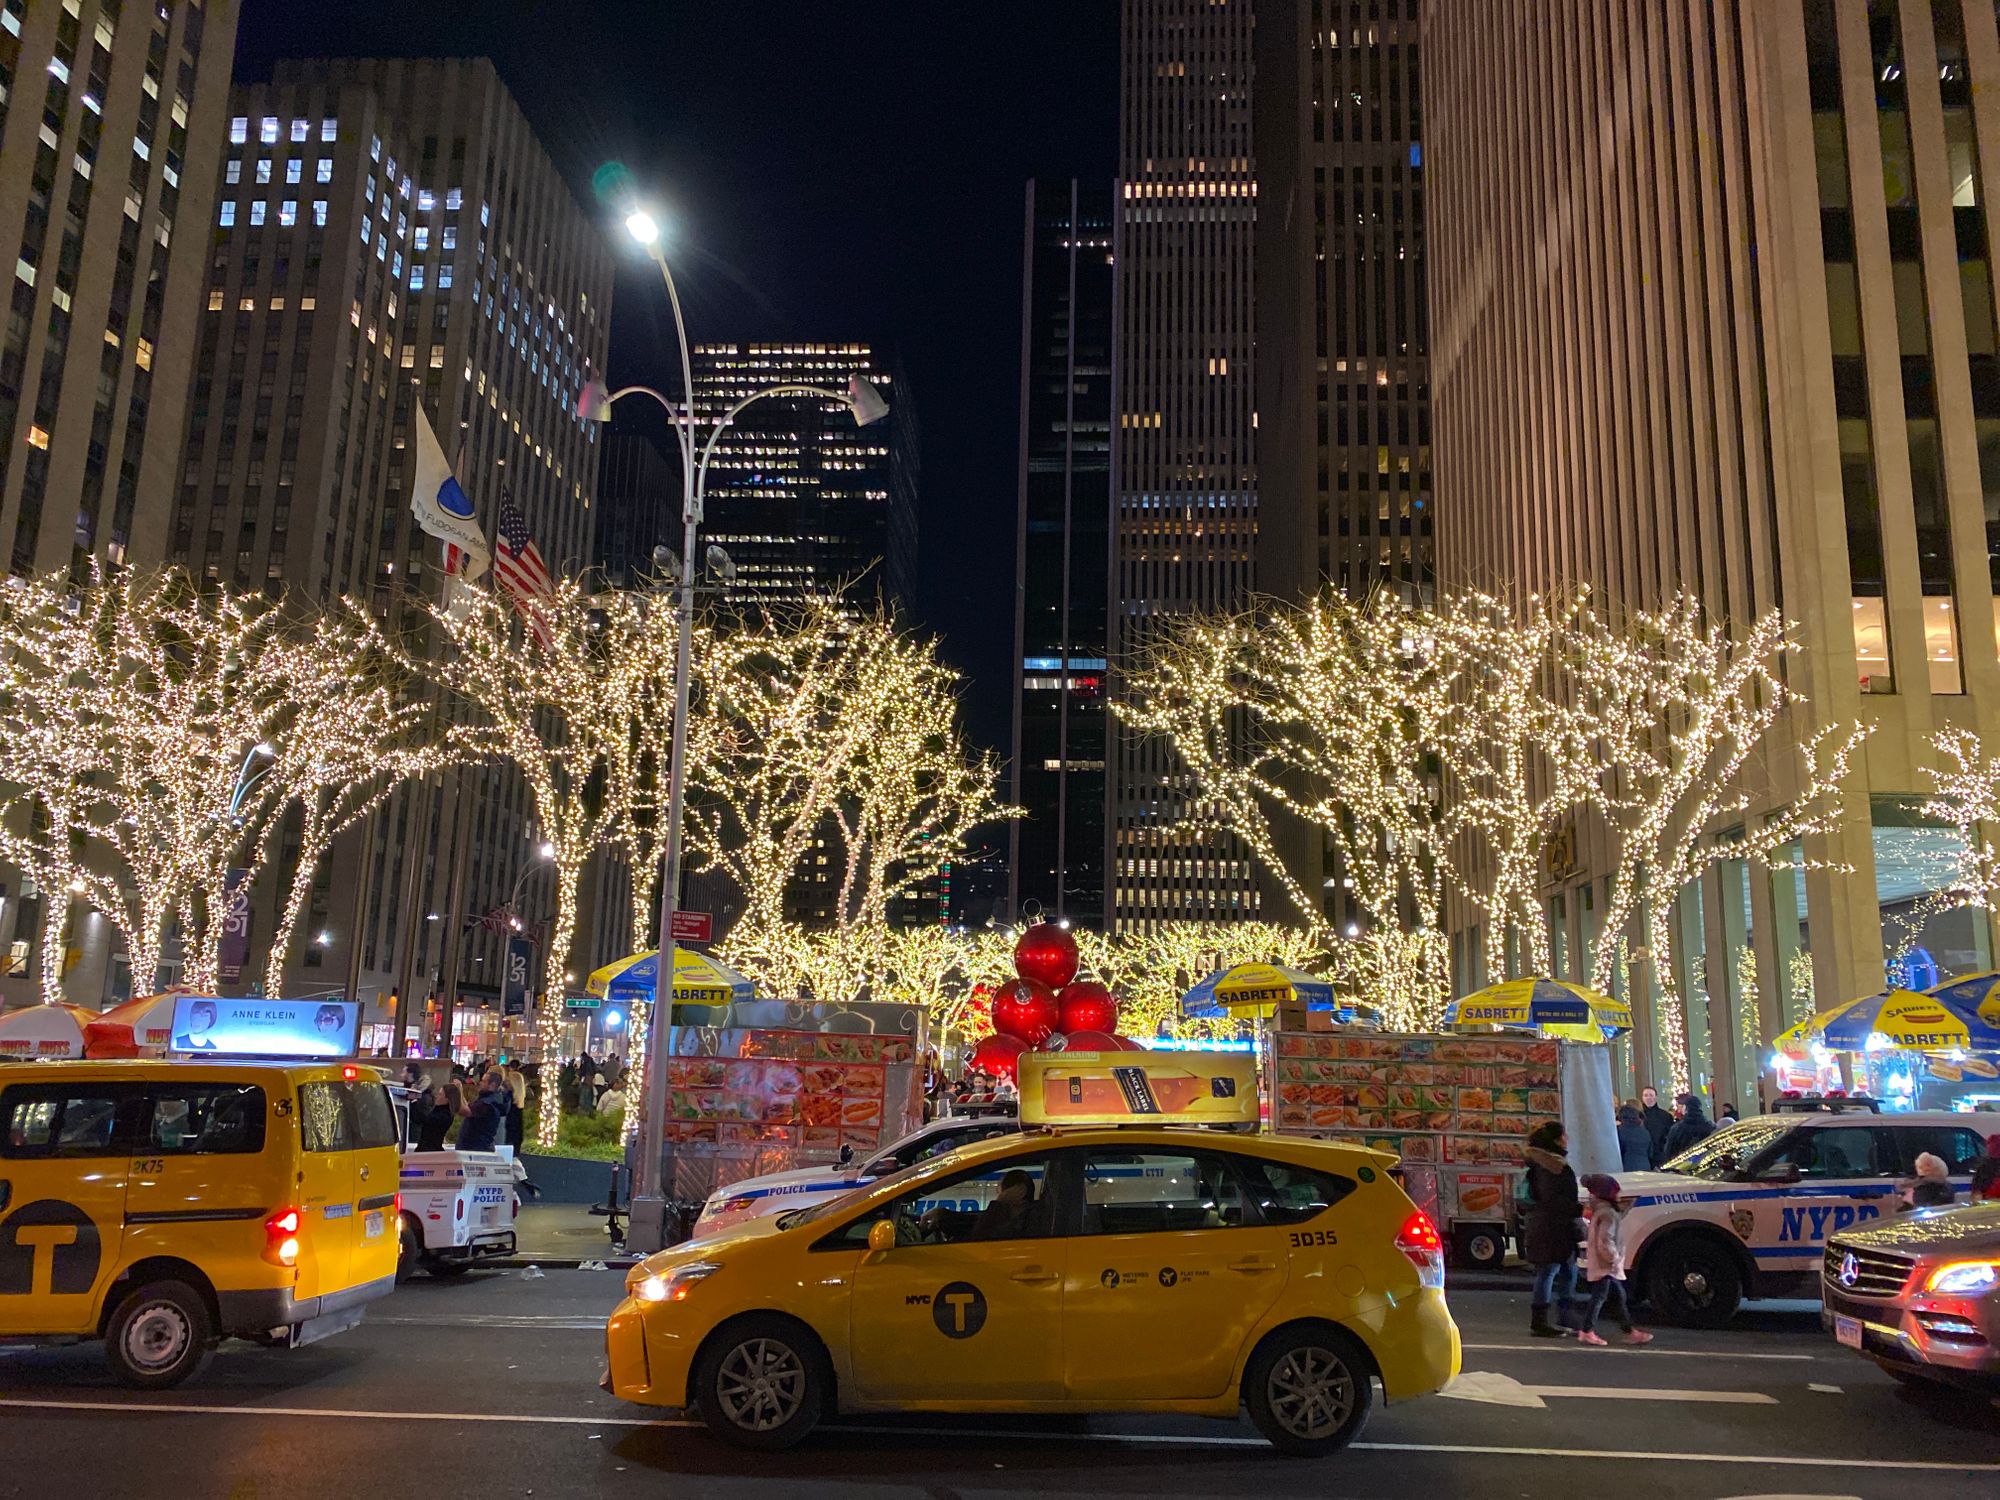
[1442,1372,1775,1407]
[1460,1342,1811,1362]
[1,1398,1995,1472]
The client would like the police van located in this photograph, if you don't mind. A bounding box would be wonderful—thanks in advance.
[1617,1109,1998,1325]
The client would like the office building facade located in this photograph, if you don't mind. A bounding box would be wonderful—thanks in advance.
[594,426,673,588]
[1424,0,2000,1104]
[176,58,612,1039]
[688,342,915,614]
[1110,0,1261,929]
[0,0,241,1008]
[1010,179,1115,929]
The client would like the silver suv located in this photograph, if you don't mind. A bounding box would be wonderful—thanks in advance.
[1822,1200,2000,1393]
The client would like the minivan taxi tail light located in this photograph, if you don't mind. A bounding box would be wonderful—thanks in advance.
[264,1206,303,1268]
[1396,1208,1446,1289]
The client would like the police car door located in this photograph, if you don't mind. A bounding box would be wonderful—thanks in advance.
[0,1080,141,1335]
[1752,1123,1895,1270]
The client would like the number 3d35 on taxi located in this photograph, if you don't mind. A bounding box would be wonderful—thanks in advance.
[603,1051,1461,1455]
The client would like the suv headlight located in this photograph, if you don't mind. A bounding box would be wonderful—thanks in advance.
[633,1260,723,1304]
[1924,1260,2000,1296]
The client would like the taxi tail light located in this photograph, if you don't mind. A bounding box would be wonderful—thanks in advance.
[1395,1209,1446,1287]
[264,1206,303,1268]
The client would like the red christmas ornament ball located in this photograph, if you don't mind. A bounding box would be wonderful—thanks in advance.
[1056,980,1118,1037]
[968,1032,1028,1081]
[990,977,1061,1045]
[1054,1028,1121,1054]
[1013,922,1080,989]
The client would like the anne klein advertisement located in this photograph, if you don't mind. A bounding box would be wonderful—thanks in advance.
[169,997,359,1059]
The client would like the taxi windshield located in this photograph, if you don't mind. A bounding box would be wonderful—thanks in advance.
[1658,1117,1789,1179]
[775,1157,935,1228]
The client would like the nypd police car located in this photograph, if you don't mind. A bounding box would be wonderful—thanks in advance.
[689,1110,1020,1240]
[1617,1109,1997,1326]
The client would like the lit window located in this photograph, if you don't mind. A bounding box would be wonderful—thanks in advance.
[418,190,435,211]
[286,160,301,184]
[429,346,445,369]
[322,118,337,142]
[256,160,271,183]
[313,201,328,227]
[225,159,240,184]
[414,226,428,250]
[135,338,153,372]
[207,289,223,310]
[301,296,316,311]
[250,201,266,226]
[442,225,456,250]
[400,345,416,368]
[371,135,381,161]
[480,202,489,225]
[410,264,425,290]
[260,117,279,144]
[230,117,248,144]
[26,425,49,450]
[400,176,411,199]
[439,264,453,289]
[279,200,296,227]
[446,188,463,210]
[291,119,307,143]
[360,219,371,246]
[219,201,236,227]
[240,297,255,311]
[392,253,402,277]
[316,160,332,183]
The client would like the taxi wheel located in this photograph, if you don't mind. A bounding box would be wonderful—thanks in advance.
[1643,1237,1741,1328]
[104,1281,211,1390]
[1244,1324,1373,1457]
[694,1315,829,1451]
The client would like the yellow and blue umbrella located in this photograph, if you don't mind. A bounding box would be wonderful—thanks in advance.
[1775,986,2000,1054]
[1180,962,1362,1021]
[585,949,756,1008]
[1925,971,2000,1030]
[1444,976,1631,1043]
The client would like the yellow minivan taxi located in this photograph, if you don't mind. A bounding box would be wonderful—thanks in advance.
[604,1125,1461,1455]
[0,1059,400,1387]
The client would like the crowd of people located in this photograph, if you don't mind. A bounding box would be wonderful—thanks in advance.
[561,1052,629,1117]
[398,1057,529,1153]
[1613,1085,1720,1172]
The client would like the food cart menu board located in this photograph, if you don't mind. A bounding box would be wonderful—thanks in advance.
[661,1029,912,1153]
[1272,1033,1561,1165]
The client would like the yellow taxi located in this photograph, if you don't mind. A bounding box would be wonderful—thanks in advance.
[0,1059,401,1387]
[604,1120,1461,1454]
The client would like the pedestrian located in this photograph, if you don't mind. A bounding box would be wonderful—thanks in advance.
[1659,1092,1715,1161]
[457,1070,511,1153]
[415,1082,467,1152]
[503,1065,528,1150]
[1575,1173,1652,1347]
[1970,1134,2000,1202]
[1639,1086,1673,1166]
[1522,1119,1584,1338]
[1616,1103,1653,1173]
[1718,1101,1739,1124]
[1907,1151,1957,1209]
[575,1053,598,1115]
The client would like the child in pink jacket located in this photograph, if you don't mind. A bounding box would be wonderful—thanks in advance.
[1577,1173,1653,1347]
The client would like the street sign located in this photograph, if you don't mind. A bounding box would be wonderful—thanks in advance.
[564,995,603,1010]
[670,910,713,944]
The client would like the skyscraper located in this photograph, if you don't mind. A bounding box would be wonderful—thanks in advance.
[177,59,612,1040]
[593,426,673,588]
[1255,0,1429,602]
[1010,179,1115,929]
[688,342,915,613]
[1424,0,2000,1105]
[1110,0,1261,930]
[0,0,241,1008]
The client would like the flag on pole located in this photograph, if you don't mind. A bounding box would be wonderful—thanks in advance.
[493,489,557,647]
[410,408,490,580]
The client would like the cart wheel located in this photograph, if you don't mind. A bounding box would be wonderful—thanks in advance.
[1452,1222,1507,1271]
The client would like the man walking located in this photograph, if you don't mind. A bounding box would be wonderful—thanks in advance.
[1639,1085,1674,1167]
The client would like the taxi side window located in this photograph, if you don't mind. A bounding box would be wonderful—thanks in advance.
[146,1084,266,1156]
[1891,1125,1984,1174]
[1237,1159,1356,1225]
[299,1081,397,1152]
[822,1155,1058,1249]
[1076,1149,1253,1235]
[1763,1125,1887,1179]
[2,1086,136,1159]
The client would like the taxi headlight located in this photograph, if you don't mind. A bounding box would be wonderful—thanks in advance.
[634,1260,723,1304]
[1925,1260,2000,1296]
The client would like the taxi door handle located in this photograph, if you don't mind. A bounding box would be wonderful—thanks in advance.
[1010,1266,1059,1285]
[1227,1257,1277,1274]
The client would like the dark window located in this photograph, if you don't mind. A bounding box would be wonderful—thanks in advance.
[1759,1125,1890,1179]
[349,1081,397,1149]
[1076,1148,1257,1235]
[1236,1157,1358,1225]
[819,1152,1059,1248]
[1,1085,139,1158]
[1891,1125,1985,1174]
[145,1083,266,1155]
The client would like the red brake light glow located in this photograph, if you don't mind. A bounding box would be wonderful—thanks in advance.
[1396,1209,1443,1254]
[263,1206,303,1268]
[341,1064,359,1080]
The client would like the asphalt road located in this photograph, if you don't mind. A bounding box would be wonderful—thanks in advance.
[1,1273,1995,1499]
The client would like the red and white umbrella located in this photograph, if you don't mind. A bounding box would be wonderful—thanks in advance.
[98,987,200,1052]
[0,1003,95,1060]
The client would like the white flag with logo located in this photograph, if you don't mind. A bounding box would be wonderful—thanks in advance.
[410,409,490,580]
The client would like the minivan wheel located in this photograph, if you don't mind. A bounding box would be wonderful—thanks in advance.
[105,1281,211,1389]
[694,1315,828,1451]
[1243,1324,1373,1456]
[1644,1237,1741,1328]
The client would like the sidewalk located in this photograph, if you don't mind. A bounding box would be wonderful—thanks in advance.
[495,1203,640,1269]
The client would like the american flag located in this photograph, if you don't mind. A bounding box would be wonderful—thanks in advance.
[492,489,556,646]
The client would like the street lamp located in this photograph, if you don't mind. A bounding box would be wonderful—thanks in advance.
[582,199,890,1253]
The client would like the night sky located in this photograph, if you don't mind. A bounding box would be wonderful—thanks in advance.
[234,1,1120,755]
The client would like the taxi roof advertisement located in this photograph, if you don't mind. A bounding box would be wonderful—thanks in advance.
[1019,1050,1259,1127]
[169,996,358,1059]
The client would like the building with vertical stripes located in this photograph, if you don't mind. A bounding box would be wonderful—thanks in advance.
[174,59,611,1048]
[1010,179,1115,930]
[0,0,240,1009]
[1425,0,2000,1106]
[1111,0,1261,929]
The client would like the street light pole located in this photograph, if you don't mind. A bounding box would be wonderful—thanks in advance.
[584,208,888,1253]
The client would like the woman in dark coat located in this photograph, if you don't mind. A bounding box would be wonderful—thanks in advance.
[1616,1104,1654,1173]
[1522,1119,1584,1337]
